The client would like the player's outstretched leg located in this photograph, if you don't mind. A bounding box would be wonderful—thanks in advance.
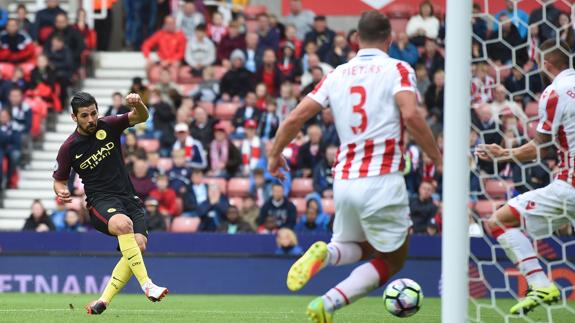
[85,257,133,315]
[109,214,169,302]
[488,205,560,315]
[287,241,363,291]
[307,239,408,322]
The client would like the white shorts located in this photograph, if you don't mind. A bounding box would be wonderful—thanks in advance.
[507,180,575,239]
[332,172,412,253]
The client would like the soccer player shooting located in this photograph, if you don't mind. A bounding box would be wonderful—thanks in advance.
[476,40,573,315]
[268,11,442,323]
[52,92,168,315]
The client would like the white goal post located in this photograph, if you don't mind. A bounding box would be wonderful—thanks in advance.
[441,0,472,322]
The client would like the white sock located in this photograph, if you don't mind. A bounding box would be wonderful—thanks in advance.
[496,228,551,288]
[322,259,389,312]
[324,242,362,267]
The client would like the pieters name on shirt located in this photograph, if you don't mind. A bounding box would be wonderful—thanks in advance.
[79,142,115,170]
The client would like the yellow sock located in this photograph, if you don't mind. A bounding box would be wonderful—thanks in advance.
[118,233,150,286]
[100,257,132,304]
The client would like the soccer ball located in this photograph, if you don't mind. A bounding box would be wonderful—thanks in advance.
[383,278,423,317]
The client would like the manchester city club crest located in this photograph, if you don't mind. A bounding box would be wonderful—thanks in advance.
[96,129,107,140]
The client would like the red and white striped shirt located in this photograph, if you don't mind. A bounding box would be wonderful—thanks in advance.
[308,48,416,180]
[536,69,575,186]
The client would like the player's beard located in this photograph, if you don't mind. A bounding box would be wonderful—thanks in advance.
[81,122,97,134]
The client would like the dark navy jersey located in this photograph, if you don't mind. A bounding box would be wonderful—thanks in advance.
[52,114,136,201]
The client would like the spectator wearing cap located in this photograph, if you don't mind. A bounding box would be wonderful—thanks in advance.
[0,19,36,64]
[258,183,297,229]
[409,181,439,234]
[105,92,130,116]
[176,0,205,42]
[277,41,303,83]
[257,13,280,52]
[145,197,167,232]
[303,16,335,62]
[240,119,262,176]
[218,205,254,234]
[173,122,208,170]
[220,49,255,100]
[232,92,261,138]
[284,0,315,40]
[209,122,241,178]
[389,32,419,68]
[33,0,67,43]
[189,106,215,149]
[217,21,246,64]
[243,32,263,73]
[256,48,284,97]
[168,149,192,194]
[149,174,179,217]
[44,13,85,72]
[185,24,216,77]
[406,1,440,46]
[142,16,187,81]
[197,183,229,231]
[130,158,157,201]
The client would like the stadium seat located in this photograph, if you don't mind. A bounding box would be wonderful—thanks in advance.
[214,102,240,121]
[290,178,314,197]
[525,102,538,118]
[322,199,335,216]
[291,197,306,215]
[158,158,173,172]
[243,5,267,19]
[171,216,201,233]
[197,101,215,115]
[227,177,250,197]
[483,179,514,200]
[474,199,504,218]
[229,197,243,209]
[204,177,228,194]
[138,139,160,153]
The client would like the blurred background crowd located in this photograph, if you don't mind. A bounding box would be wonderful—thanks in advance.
[2,0,573,252]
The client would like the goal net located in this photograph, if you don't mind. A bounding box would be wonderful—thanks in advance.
[468,0,575,321]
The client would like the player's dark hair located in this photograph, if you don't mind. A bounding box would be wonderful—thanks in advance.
[71,91,98,115]
[540,39,571,69]
[357,10,391,43]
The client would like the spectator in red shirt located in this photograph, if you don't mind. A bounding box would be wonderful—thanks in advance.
[256,48,283,97]
[0,19,36,64]
[142,16,187,81]
[217,21,246,65]
[149,174,179,217]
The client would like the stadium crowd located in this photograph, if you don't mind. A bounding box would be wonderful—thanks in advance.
[7,0,574,240]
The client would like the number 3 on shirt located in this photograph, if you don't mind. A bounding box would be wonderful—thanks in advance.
[350,86,367,134]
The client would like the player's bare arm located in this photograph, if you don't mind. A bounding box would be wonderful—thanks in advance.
[395,91,443,171]
[476,131,553,163]
[269,97,323,179]
[126,93,149,126]
[53,179,72,203]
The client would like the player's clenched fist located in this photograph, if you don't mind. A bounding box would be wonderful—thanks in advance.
[125,93,142,106]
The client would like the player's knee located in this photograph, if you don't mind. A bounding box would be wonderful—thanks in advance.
[108,214,134,235]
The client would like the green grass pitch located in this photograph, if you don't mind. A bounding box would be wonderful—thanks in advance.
[0,294,573,322]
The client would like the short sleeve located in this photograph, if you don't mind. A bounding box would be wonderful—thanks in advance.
[101,113,130,133]
[52,141,72,181]
[307,72,333,108]
[392,62,417,95]
[536,88,559,135]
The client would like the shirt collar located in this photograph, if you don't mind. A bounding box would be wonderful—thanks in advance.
[555,69,575,81]
[356,48,388,58]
